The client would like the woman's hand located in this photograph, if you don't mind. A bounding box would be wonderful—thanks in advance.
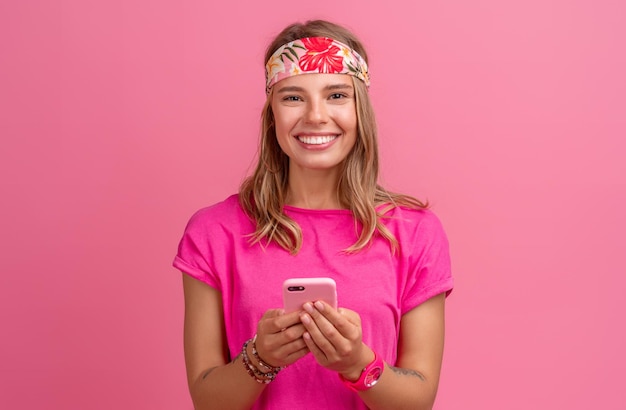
[253,309,310,368]
[299,302,374,380]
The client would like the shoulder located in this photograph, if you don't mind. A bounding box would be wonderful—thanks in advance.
[382,205,446,235]
[174,195,252,288]
[380,205,450,256]
[188,194,241,220]
[183,194,253,236]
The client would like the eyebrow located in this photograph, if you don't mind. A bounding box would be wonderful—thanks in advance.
[276,83,354,93]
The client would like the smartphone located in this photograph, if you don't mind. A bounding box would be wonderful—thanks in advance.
[282,277,337,313]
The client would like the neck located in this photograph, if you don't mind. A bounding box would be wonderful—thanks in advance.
[285,166,344,210]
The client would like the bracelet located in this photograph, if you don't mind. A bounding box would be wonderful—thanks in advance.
[252,334,283,373]
[241,338,278,384]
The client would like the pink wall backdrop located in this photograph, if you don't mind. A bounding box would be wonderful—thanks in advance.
[1,1,624,408]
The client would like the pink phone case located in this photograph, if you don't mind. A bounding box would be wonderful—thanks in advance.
[282,277,337,313]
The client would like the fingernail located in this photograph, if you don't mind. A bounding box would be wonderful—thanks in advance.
[303,303,314,313]
[301,314,311,325]
[303,332,311,340]
[314,301,324,311]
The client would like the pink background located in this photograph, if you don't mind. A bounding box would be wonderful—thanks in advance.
[1,0,624,408]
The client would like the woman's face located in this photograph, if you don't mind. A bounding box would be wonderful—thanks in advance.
[270,73,358,176]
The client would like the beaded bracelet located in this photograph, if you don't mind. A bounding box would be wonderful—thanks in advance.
[241,338,278,384]
[252,334,283,374]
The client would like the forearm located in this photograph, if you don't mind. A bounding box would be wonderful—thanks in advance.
[188,353,267,410]
[358,363,438,410]
[356,293,447,409]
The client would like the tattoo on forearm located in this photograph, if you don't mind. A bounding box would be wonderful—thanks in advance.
[390,366,426,382]
[201,354,241,380]
[201,367,216,380]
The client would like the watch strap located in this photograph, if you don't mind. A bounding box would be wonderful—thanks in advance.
[339,351,384,392]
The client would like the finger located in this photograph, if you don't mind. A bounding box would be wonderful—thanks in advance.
[279,323,307,344]
[304,302,356,343]
[302,330,325,360]
[306,303,366,363]
[316,302,359,326]
[313,302,361,341]
[282,338,310,363]
[257,322,305,350]
[300,311,337,358]
[261,308,284,319]
[274,309,304,330]
[269,338,310,367]
[337,307,361,325]
[259,309,302,334]
[256,323,308,367]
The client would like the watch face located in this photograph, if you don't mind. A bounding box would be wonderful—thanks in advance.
[364,366,383,387]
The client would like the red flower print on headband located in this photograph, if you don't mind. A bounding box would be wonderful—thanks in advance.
[265,37,370,93]
[299,37,344,74]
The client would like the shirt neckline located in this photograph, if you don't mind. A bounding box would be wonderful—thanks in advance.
[282,205,353,215]
[282,202,395,215]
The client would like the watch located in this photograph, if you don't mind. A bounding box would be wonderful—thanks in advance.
[339,352,384,392]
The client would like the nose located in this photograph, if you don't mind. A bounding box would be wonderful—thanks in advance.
[305,98,329,124]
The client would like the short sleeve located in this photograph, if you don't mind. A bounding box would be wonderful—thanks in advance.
[172,207,223,291]
[401,211,454,313]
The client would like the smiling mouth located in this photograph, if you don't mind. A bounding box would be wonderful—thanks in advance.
[296,135,338,145]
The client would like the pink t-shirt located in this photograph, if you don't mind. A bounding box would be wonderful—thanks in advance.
[173,195,453,409]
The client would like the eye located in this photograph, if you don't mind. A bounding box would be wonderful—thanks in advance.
[329,93,348,99]
[283,95,302,102]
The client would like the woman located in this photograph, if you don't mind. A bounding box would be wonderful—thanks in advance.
[174,20,453,409]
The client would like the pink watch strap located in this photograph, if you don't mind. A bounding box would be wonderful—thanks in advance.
[339,351,384,392]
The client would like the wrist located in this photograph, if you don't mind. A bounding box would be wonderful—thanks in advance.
[339,349,385,392]
[339,350,375,381]
[339,346,375,381]
[241,337,280,384]
[245,341,270,374]
[250,334,283,374]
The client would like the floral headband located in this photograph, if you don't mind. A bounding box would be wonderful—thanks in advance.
[265,37,370,94]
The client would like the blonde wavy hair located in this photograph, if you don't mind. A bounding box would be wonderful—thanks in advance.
[239,20,427,255]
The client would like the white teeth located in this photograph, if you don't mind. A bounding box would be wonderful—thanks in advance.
[297,135,338,145]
